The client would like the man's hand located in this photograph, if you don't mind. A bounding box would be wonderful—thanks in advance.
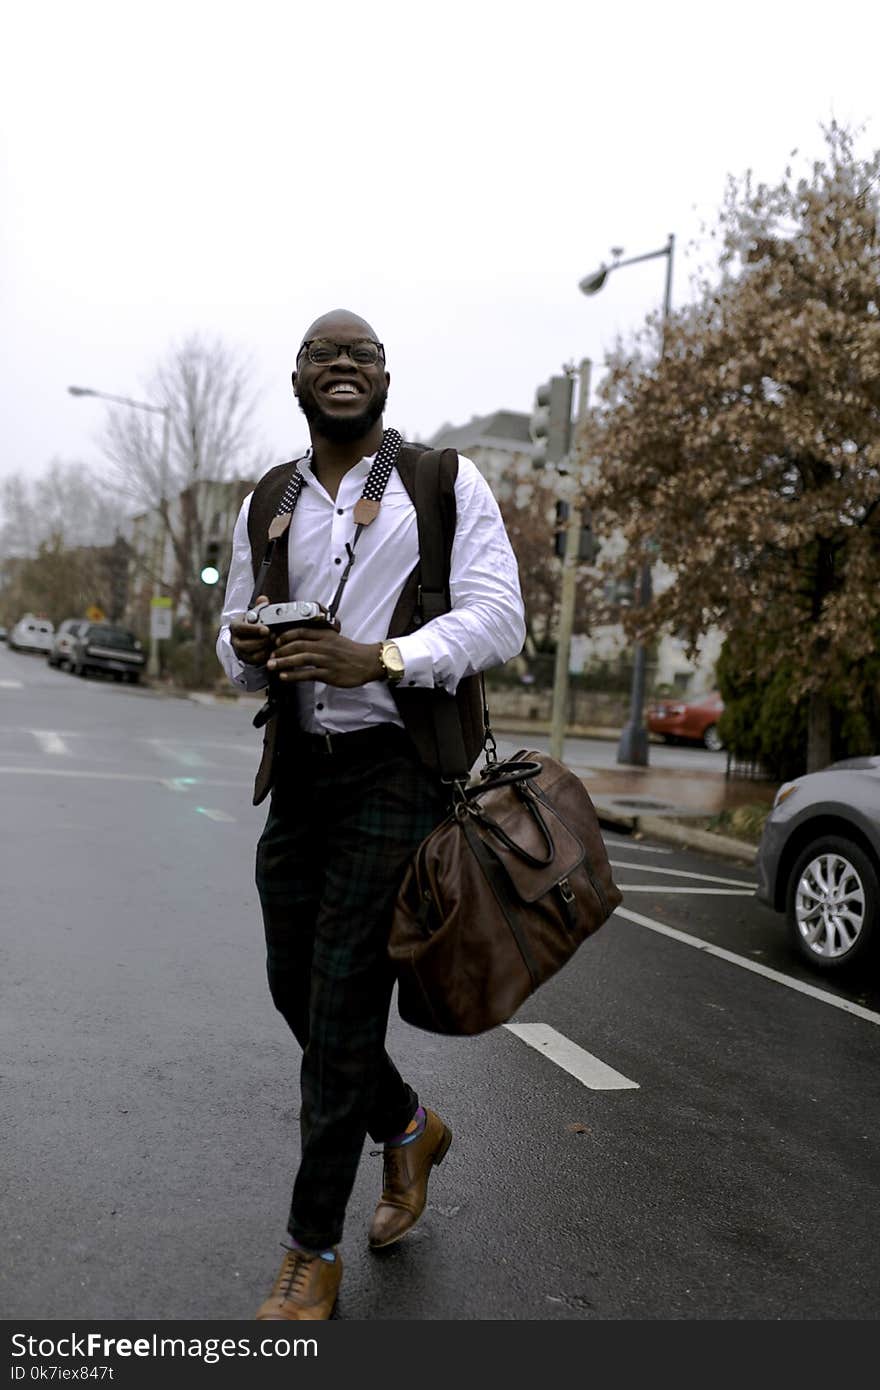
[229,594,274,668]
[268,627,384,688]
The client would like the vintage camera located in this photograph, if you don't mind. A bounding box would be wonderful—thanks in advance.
[245,600,334,635]
[248,601,336,727]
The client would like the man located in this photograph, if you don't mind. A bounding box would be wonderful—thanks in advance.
[217,309,525,1319]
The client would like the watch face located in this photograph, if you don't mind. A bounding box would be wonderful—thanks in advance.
[383,642,405,678]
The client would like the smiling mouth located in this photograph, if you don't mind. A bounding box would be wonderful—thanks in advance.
[324,382,362,398]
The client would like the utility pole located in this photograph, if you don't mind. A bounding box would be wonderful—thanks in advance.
[146,405,171,680]
[549,358,592,761]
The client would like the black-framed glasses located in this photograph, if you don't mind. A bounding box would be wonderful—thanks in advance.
[298,339,385,366]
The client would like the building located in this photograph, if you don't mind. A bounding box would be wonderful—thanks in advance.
[428,407,722,697]
[427,411,536,498]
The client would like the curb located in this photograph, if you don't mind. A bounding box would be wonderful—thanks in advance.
[623,813,757,865]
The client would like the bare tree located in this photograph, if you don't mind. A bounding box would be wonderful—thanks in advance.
[102,334,272,683]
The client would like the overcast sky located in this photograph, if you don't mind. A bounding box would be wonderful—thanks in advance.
[2,0,877,491]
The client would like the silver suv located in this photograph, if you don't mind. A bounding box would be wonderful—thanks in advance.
[47,618,89,670]
[755,755,880,973]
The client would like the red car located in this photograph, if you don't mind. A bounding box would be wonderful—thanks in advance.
[647,691,725,751]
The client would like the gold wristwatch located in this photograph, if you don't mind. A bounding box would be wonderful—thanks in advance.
[378,640,405,685]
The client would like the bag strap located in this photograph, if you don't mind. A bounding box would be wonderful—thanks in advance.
[413,453,496,784]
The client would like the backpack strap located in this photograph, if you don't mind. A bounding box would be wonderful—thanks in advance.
[412,451,471,781]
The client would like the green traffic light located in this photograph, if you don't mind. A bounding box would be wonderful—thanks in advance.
[200,566,220,586]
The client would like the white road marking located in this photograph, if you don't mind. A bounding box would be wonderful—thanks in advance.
[604,838,672,855]
[610,860,753,888]
[196,807,236,822]
[0,680,23,688]
[0,766,249,787]
[32,730,71,755]
[504,1023,639,1090]
[137,737,254,755]
[617,885,755,895]
[145,739,209,767]
[615,906,880,1026]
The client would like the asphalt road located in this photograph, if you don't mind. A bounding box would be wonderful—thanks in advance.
[2,645,879,1322]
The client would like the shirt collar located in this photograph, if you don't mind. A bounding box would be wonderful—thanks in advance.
[297,449,377,491]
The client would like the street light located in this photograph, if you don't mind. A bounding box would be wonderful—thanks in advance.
[578,233,675,766]
[68,384,171,679]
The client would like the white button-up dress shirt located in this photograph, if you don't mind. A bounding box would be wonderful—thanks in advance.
[216,449,526,735]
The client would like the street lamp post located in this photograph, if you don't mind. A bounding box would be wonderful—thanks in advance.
[68,385,170,679]
[578,233,674,766]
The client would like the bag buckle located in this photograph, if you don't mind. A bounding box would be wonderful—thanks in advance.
[558,877,575,905]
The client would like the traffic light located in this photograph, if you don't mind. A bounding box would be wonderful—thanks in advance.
[530,375,574,469]
[200,541,221,586]
[554,502,601,563]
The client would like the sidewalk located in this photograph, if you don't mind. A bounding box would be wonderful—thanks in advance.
[584,764,773,864]
[491,720,774,864]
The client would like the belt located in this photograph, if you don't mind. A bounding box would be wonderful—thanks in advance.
[294,724,409,757]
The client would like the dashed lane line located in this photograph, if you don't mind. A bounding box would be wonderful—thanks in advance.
[0,680,24,689]
[609,860,753,887]
[617,886,755,895]
[504,1023,639,1090]
[195,807,236,822]
[32,730,71,755]
[615,905,880,1026]
[604,839,672,855]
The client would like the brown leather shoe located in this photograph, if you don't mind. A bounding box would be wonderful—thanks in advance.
[368,1107,452,1249]
[255,1246,342,1320]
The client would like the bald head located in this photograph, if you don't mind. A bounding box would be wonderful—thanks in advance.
[300,308,380,348]
[293,308,389,446]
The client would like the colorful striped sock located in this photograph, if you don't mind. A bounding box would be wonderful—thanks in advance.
[284,1235,337,1262]
[384,1105,426,1149]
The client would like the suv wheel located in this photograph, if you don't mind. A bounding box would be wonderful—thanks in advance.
[786,835,879,971]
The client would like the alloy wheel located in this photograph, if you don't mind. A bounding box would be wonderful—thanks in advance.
[794,851,865,959]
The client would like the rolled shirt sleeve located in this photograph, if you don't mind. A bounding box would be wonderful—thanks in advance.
[215,493,270,693]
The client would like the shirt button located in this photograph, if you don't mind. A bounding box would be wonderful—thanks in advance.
[334,557,342,565]
[336,508,344,515]
[316,702,324,710]
[408,680,416,686]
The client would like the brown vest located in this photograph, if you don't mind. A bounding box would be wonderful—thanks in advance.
[245,442,484,804]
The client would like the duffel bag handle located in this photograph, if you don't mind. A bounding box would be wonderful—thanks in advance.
[466,759,543,795]
[470,792,555,867]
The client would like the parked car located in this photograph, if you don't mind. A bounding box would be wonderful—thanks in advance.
[68,622,146,683]
[755,754,880,973]
[47,618,89,670]
[647,690,724,751]
[8,614,55,654]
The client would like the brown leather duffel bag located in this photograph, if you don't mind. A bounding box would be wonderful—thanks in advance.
[389,750,623,1035]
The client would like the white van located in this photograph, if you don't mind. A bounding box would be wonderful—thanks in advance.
[8,614,55,654]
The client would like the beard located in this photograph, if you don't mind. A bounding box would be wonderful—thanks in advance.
[297,383,388,443]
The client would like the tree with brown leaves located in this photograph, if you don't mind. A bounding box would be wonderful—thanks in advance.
[583,124,880,771]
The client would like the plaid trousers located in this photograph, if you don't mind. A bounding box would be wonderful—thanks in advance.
[255,723,447,1250]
